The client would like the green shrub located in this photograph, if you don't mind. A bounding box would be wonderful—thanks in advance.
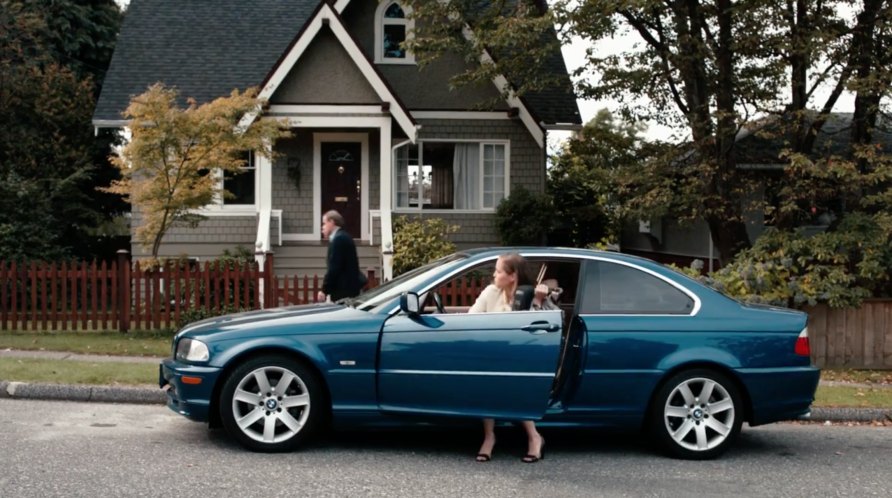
[392,216,459,276]
[494,186,553,245]
[702,214,892,308]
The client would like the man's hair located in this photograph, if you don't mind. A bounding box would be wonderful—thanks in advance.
[323,210,344,227]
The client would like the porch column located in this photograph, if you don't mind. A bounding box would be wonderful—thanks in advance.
[379,119,394,281]
[254,149,274,261]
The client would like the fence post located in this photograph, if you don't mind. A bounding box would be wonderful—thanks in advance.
[263,251,275,309]
[117,250,131,333]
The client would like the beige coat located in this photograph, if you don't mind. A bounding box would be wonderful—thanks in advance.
[468,284,512,313]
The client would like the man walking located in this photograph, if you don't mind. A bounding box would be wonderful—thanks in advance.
[317,210,364,302]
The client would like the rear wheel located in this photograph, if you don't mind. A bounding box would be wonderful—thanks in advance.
[650,369,743,460]
[219,355,324,452]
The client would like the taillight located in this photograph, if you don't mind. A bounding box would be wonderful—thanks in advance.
[794,327,811,356]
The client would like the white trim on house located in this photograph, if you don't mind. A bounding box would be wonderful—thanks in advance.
[257,2,417,143]
[460,26,544,148]
[412,111,513,120]
[374,1,416,65]
[268,104,390,116]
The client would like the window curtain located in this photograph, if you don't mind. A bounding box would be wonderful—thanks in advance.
[453,143,480,209]
[430,164,453,208]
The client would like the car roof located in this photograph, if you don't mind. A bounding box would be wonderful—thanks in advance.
[458,247,662,266]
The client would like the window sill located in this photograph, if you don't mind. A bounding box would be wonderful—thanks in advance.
[393,208,496,215]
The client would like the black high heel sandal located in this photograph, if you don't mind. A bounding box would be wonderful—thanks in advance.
[521,437,545,463]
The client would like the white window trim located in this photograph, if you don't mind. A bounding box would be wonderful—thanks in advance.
[375,1,416,65]
[197,151,258,214]
[220,151,257,208]
[393,138,510,213]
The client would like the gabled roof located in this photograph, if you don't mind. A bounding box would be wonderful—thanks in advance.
[734,113,892,166]
[94,0,580,131]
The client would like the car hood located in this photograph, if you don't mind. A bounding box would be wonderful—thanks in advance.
[176,303,357,339]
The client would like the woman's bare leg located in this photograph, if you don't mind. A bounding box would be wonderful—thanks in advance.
[476,418,496,461]
[520,420,543,459]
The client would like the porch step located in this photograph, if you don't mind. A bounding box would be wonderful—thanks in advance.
[270,241,381,278]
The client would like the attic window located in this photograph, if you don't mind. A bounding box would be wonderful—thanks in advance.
[376,1,415,64]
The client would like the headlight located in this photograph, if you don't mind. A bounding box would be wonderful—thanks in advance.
[176,338,209,362]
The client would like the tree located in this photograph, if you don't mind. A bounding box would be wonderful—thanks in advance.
[403,0,891,264]
[0,0,124,261]
[104,84,288,258]
[547,109,657,247]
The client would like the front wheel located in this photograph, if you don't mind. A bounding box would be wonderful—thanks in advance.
[219,355,325,452]
[650,369,743,460]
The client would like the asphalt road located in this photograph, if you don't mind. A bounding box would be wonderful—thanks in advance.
[1,399,889,498]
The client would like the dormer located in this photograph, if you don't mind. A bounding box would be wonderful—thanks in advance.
[374,1,415,64]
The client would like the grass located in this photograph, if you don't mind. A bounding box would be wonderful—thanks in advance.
[0,330,171,357]
[814,385,892,408]
[0,358,157,386]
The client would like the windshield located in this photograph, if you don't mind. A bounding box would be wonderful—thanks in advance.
[355,253,468,312]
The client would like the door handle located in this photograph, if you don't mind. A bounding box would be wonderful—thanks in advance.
[521,321,560,334]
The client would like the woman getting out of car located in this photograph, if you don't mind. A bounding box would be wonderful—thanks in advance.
[468,252,547,463]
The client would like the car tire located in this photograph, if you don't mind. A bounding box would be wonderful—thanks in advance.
[650,369,743,460]
[219,355,325,452]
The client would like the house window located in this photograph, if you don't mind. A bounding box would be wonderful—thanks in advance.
[375,1,414,64]
[395,141,508,211]
[223,151,255,205]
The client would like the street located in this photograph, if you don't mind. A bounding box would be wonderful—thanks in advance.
[0,399,889,497]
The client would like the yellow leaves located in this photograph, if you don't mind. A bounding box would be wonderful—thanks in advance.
[104,84,289,256]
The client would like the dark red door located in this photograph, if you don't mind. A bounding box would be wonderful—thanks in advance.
[321,142,361,237]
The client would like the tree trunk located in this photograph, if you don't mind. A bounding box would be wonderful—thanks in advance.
[705,215,752,265]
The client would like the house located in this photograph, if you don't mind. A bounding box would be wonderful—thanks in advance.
[92,0,581,279]
[620,113,883,272]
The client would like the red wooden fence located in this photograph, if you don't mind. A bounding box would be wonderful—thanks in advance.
[0,252,379,332]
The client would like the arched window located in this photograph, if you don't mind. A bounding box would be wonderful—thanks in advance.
[375,1,414,64]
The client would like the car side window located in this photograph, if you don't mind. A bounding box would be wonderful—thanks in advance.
[579,261,694,314]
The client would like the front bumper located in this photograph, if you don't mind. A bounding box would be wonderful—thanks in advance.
[159,358,222,422]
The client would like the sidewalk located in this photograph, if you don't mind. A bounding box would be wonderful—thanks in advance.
[1,349,891,422]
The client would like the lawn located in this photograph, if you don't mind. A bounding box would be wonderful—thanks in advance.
[0,358,157,386]
[0,330,170,357]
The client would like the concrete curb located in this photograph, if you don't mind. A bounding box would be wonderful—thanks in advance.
[2,380,891,423]
[810,407,892,422]
[0,380,165,405]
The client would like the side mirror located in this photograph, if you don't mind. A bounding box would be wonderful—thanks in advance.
[399,292,420,316]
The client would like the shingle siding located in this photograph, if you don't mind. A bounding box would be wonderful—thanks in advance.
[273,133,315,234]
[129,211,257,259]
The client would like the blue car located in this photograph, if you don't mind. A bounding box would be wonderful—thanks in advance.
[160,247,819,459]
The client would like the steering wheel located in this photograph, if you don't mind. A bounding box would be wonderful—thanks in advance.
[432,291,446,314]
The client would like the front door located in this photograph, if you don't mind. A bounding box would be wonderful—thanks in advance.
[377,310,564,420]
[321,142,361,237]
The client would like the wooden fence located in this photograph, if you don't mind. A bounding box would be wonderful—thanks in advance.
[805,300,892,369]
[0,252,377,332]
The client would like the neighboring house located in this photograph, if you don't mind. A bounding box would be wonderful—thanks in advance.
[92,0,581,278]
[620,113,882,272]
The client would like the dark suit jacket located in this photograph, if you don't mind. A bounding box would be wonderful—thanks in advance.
[323,229,363,300]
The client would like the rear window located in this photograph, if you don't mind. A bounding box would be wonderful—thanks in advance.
[579,261,694,314]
